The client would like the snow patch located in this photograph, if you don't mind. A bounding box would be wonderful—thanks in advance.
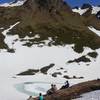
[0,0,26,7]
[88,26,100,37]
[2,22,20,49]
[72,8,89,15]
[92,6,100,14]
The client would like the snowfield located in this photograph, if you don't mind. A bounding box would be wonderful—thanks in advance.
[72,8,89,15]
[0,22,100,100]
[92,6,100,14]
[0,0,26,7]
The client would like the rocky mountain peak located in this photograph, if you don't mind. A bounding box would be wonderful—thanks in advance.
[81,3,92,9]
[23,0,71,12]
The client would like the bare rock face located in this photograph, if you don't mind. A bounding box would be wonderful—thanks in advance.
[23,0,71,12]
[96,11,100,19]
[82,8,92,17]
[0,33,8,49]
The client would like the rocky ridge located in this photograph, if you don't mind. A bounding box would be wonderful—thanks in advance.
[0,0,100,53]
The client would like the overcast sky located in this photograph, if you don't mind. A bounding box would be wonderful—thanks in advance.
[0,0,100,7]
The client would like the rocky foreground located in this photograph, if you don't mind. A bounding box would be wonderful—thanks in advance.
[34,79,100,100]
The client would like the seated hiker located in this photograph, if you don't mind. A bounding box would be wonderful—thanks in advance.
[60,81,69,89]
[39,93,44,100]
[53,84,57,93]
[27,96,33,100]
[47,84,57,95]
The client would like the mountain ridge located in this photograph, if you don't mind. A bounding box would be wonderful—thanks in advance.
[0,0,100,53]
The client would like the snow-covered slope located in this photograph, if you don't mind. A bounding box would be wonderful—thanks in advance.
[0,22,100,99]
[92,6,100,14]
[0,0,26,7]
[72,8,89,15]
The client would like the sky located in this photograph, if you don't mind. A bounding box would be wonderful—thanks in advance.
[0,0,100,7]
[66,0,100,7]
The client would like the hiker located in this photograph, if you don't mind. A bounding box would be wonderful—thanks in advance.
[53,84,57,93]
[47,84,54,95]
[60,81,69,89]
[47,84,58,95]
[27,96,33,100]
[39,93,44,100]
[65,81,69,88]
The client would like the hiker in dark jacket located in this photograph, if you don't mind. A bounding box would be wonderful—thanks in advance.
[60,81,69,89]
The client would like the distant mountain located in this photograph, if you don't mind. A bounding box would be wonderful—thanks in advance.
[0,0,100,53]
[81,3,92,9]
[96,11,100,19]
[73,3,100,15]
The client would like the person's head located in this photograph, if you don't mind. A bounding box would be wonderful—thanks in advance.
[51,84,54,87]
[65,81,69,84]
[29,96,32,98]
[66,81,68,83]
[39,93,42,96]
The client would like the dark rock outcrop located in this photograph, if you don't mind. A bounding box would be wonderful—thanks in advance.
[52,72,62,77]
[87,52,98,58]
[17,69,39,75]
[40,63,55,74]
[0,32,8,49]
[82,7,92,17]
[17,63,55,75]
[63,75,84,79]
[67,56,91,64]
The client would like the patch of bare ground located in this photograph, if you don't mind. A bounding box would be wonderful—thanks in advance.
[17,63,55,75]
[67,51,98,64]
